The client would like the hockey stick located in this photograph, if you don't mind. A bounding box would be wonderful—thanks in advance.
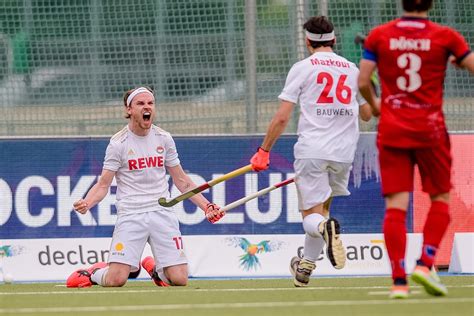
[354,32,366,46]
[158,164,253,207]
[221,177,295,212]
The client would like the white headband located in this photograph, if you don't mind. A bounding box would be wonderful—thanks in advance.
[126,87,154,106]
[305,30,335,42]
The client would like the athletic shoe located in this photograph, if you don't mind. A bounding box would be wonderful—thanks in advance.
[289,256,316,287]
[411,265,448,296]
[66,262,107,288]
[319,218,346,269]
[430,266,442,282]
[141,256,170,287]
[389,284,409,299]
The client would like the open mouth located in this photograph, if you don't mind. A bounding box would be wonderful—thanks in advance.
[143,112,151,121]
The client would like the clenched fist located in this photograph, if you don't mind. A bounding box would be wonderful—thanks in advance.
[250,147,270,172]
[73,199,89,214]
[204,202,225,223]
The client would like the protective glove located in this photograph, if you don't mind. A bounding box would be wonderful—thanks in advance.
[205,202,225,223]
[250,147,270,172]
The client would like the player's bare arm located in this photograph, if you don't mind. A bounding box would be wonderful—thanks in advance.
[459,52,474,74]
[359,103,372,122]
[167,164,209,209]
[73,169,115,214]
[260,100,294,151]
[167,164,224,223]
[358,60,380,116]
[250,101,294,172]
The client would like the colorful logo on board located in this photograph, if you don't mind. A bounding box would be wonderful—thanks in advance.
[225,237,284,271]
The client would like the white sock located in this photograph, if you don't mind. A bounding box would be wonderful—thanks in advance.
[91,267,108,286]
[303,234,325,262]
[156,266,171,284]
[301,213,326,262]
[303,213,325,238]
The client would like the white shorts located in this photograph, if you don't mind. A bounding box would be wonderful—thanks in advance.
[108,210,187,272]
[294,158,351,211]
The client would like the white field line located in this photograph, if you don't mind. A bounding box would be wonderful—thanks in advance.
[368,290,422,296]
[0,284,472,296]
[0,298,473,314]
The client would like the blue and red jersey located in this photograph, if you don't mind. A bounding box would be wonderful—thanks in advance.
[363,17,470,148]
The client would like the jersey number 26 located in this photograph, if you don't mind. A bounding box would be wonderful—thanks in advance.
[316,72,352,105]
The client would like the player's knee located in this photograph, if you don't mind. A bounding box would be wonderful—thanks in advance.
[303,213,325,238]
[430,192,449,204]
[164,264,188,286]
[169,274,188,286]
[108,277,127,287]
[106,272,128,287]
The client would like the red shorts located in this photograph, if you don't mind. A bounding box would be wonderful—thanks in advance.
[377,137,452,196]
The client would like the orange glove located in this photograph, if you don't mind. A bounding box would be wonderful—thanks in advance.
[205,203,225,223]
[250,147,270,172]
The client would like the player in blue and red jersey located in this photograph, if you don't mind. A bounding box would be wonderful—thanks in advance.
[358,0,474,299]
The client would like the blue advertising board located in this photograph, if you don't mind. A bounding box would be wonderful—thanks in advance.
[0,135,411,239]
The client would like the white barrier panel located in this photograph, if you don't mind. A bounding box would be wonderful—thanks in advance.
[0,234,423,282]
[448,233,474,274]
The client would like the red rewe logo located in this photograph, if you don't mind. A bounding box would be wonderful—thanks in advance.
[128,156,164,170]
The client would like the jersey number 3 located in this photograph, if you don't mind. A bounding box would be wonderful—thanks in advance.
[397,53,422,92]
[316,72,352,105]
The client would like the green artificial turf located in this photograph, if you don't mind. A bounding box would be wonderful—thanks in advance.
[0,276,472,316]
